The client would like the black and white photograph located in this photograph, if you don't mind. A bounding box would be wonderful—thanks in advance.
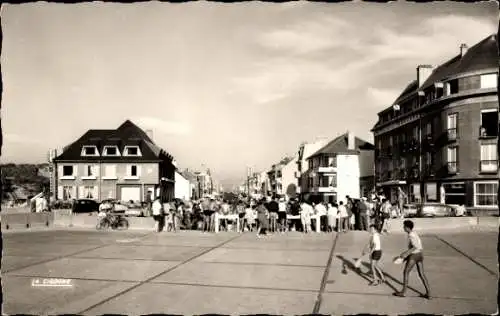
[0,1,498,315]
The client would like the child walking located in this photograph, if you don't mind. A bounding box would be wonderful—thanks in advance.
[393,220,431,299]
[361,224,386,286]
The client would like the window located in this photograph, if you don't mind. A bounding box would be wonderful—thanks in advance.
[103,165,117,179]
[83,186,95,199]
[63,165,74,177]
[277,170,282,178]
[86,165,93,177]
[124,146,141,156]
[410,184,421,203]
[103,146,120,156]
[425,183,437,201]
[480,144,498,173]
[308,178,313,188]
[425,122,432,137]
[480,73,497,89]
[480,109,498,137]
[449,79,459,94]
[128,165,139,177]
[447,147,457,173]
[474,182,498,207]
[63,186,74,200]
[308,160,313,170]
[81,146,99,156]
[330,174,337,187]
[447,113,458,140]
[412,126,419,139]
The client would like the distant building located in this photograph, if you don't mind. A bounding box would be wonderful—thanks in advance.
[174,171,193,201]
[371,34,498,212]
[297,138,330,195]
[302,131,375,204]
[52,120,176,203]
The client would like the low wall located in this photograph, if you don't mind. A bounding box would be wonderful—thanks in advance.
[1,212,54,230]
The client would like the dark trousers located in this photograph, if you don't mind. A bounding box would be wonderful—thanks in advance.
[359,213,368,231]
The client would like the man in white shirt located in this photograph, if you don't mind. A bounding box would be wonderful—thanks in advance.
[338,201,349,233]
[300,201,313,233]
[393,220,431,299]
[152,198,164,232]
[315,202,327,232]
[278,198,287,233]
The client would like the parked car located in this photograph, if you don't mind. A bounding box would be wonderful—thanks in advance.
[403,204,418,218]
[72,199,100,213]
[417,203,455,217]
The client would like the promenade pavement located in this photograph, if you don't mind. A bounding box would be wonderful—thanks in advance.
[2,226,498,315]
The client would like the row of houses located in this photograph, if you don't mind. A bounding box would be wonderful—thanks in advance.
[240,132,375,204]
[49,120,219,203]
[241,34,499,213]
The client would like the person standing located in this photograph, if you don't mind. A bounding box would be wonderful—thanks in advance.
[397,187,407,219]
[346,196,354,231]
[358,198,369,231]
[267,196,279,233]
[256,200,269,237]
[278,198,287,233]
[300,200,313,233]
[326,203,338,232]
[289,198,302,232]
[393,220,431,299]
[338,201,349,233]
[315,201,328,232]
[145,191,153,217]
[152,197,164,232]
[379,199,392,234]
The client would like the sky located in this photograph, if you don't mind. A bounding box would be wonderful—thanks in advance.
[1,1,498,188]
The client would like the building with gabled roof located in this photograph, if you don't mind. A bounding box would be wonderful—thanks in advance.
[371,34,498,212]
[302,131,375,204]
[52,120,176,203]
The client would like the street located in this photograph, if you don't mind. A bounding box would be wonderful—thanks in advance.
[2,228,498,315]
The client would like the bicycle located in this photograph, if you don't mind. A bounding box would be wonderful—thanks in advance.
[96,213,129,230]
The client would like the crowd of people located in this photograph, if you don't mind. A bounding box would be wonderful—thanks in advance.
[148,193,403,235]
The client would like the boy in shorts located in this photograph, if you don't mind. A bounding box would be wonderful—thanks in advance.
[362,224,386,286]
[393,220,431,299]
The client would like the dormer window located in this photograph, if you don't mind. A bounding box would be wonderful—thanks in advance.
[81,146,99,157]
[124,146,141,156]
[103,146,120,156]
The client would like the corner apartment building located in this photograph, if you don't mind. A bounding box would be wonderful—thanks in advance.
[302,132,375,204]
[371,35,499,212]
[297,138,330,195]
[52,120,176,203]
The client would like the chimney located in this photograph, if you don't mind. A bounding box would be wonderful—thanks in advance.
[417,64,434,88]
[146,129,153,140]
[347,131,355,150]
[460,43,468,57]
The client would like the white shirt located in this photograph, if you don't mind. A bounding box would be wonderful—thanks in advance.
[327,206,338,218]
[371,232,381,251]
[300,203,313,219]
[315,203,327,216]
[152,200,162,215]
[278,202,287,213]
[338,205,348,218]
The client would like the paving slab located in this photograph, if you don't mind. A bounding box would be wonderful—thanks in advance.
[3,243,105,258]
[152,261,324,291]
[6,257,181,282]
[2,275,137,316]
[71,244,210,261]
[319,292,497,315]
[2,256,60,273]
[193,247,329,266]
[132,232,238,247]
[85,282,317,315]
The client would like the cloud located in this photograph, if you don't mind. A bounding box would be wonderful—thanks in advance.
[366,87,401,108]
[4,133,44,145]
[135,117,192,136]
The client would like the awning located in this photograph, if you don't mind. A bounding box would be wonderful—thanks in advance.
[377,180,407,187]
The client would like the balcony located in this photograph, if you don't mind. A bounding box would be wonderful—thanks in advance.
[447,128,457,142]
[424,134,435,147]
[407,139,420,152]
[318,166,336,173]
[318,186,336,193]
[447,161,458,174]
[424,164,436,177]
[479,160,498,173]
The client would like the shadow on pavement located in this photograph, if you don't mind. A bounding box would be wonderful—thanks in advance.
[336,255,424,296]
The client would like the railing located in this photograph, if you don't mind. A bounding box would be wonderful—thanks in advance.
[447,128,457,141]
[447,161,458,174]
[479,160,498,173]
